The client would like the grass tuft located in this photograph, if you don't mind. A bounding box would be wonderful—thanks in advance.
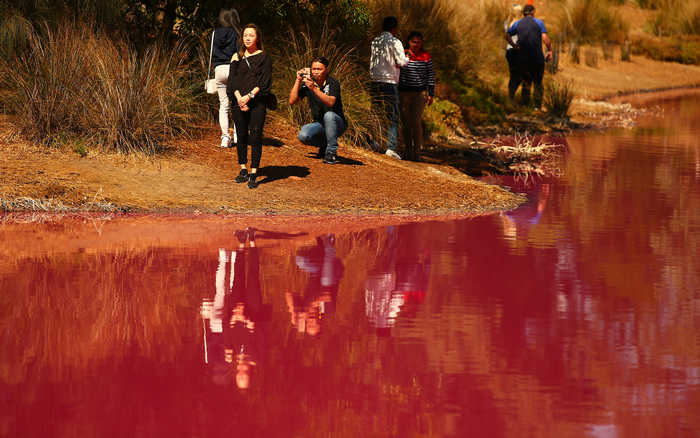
[544,80,575,119]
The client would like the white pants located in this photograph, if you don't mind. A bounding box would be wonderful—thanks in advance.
[215,64,231,136]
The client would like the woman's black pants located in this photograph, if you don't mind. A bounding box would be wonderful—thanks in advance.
[232,99,267,169]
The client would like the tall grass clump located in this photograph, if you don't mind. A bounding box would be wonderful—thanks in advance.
[544,80,575,119]
[647,0,700,36]
[272,24,386,148]
[0,21,203,154]
[558,0,629,44]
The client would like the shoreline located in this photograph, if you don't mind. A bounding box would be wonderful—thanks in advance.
[2,86,697,217]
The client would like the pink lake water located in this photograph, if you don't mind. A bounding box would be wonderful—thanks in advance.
[1,94,699,437]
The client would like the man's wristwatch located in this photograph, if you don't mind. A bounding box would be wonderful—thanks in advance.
[248,91,255,99]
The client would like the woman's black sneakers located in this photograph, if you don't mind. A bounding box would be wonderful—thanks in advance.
[234,168,249,183]
[247,173,259,189]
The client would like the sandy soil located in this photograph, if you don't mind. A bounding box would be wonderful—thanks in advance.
[0,116,522,215]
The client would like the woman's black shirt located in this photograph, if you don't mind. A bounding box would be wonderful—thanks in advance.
[226,51,272,98]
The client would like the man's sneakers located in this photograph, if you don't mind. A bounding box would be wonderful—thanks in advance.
[323,153,338,164]
[220,134,232,148]
[234,168,249,183]
[385,149,402,160]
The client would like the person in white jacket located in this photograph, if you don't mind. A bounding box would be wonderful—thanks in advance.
[370,16,409,159]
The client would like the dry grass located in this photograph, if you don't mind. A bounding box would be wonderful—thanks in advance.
[556,0,629,44]
[0,20,203,154]
[471,132,566,177]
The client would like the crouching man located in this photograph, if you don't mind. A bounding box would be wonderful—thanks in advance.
[289,57,346,164]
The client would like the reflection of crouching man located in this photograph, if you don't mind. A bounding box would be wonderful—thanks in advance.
[289,57,346,164]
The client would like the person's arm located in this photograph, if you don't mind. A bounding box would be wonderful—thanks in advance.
[392,38,409,67]
[303,78,336,107]
[426,58,435,105]
[542,33,553,61]
[505,21,518,48]
[288,69,306,105]
[537,19,552,61]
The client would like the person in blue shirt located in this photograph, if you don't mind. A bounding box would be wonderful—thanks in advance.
[506,4,552,108]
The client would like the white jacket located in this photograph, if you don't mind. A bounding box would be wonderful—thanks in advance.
[370,31,409,84]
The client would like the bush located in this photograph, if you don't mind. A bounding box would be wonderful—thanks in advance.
[0,21,203,153]
[544,80,575,119]
[423,98,465,141]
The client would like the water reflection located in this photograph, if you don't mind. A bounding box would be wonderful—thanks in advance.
[365,225,431,335]
[287,234,343,336]
[2,94,700,437]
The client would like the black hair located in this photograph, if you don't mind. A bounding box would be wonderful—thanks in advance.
[382,16,398,31]
[312,56,330,68]
[407,31,423,41]
[218,8,240,33]
[523,5,535,16]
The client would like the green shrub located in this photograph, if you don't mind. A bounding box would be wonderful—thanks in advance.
[423,98,464,141]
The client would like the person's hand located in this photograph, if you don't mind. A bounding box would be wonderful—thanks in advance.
[545,50,553,62]
[426,95,434,106]
[237,94,251,106]
[239,104,249,112]
[302,76,315,90]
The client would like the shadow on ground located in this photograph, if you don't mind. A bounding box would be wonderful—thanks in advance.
[303,152,364,166]
[258,165,311,184]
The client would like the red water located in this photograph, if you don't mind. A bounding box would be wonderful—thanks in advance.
[1,94,699,437]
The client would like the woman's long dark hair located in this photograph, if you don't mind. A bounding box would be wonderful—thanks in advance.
[238,23,263,57]
[218,8,240,34]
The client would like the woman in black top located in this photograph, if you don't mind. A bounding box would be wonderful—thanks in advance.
[226,23,272,189]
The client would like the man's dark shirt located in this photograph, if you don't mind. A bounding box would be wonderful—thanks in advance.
[508,16,547,65]
[299,76,346,124]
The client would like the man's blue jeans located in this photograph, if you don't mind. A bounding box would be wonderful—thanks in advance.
[297,111,346,155]
[370,82,399,152]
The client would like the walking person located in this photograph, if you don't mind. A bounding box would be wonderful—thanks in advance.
[370,16,409,160]
[505,4,523,103]
[289,57,346,164]
[505,4,552,108]
[227,23,273,189]
[212,8,240,148]
[398,31,435,161]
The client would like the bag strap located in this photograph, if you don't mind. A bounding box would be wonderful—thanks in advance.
[207,30,215,80]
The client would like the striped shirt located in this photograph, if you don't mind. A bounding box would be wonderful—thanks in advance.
[398,51,435,96]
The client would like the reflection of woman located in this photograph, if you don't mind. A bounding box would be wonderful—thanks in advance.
[398,31,435,161]
[223,230,263,389]
[227,23,273,189]
[212,8,240,148]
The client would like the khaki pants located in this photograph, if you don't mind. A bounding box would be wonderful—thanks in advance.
[399,91,427,161]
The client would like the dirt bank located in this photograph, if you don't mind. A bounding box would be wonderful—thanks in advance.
[0,115,523,215]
